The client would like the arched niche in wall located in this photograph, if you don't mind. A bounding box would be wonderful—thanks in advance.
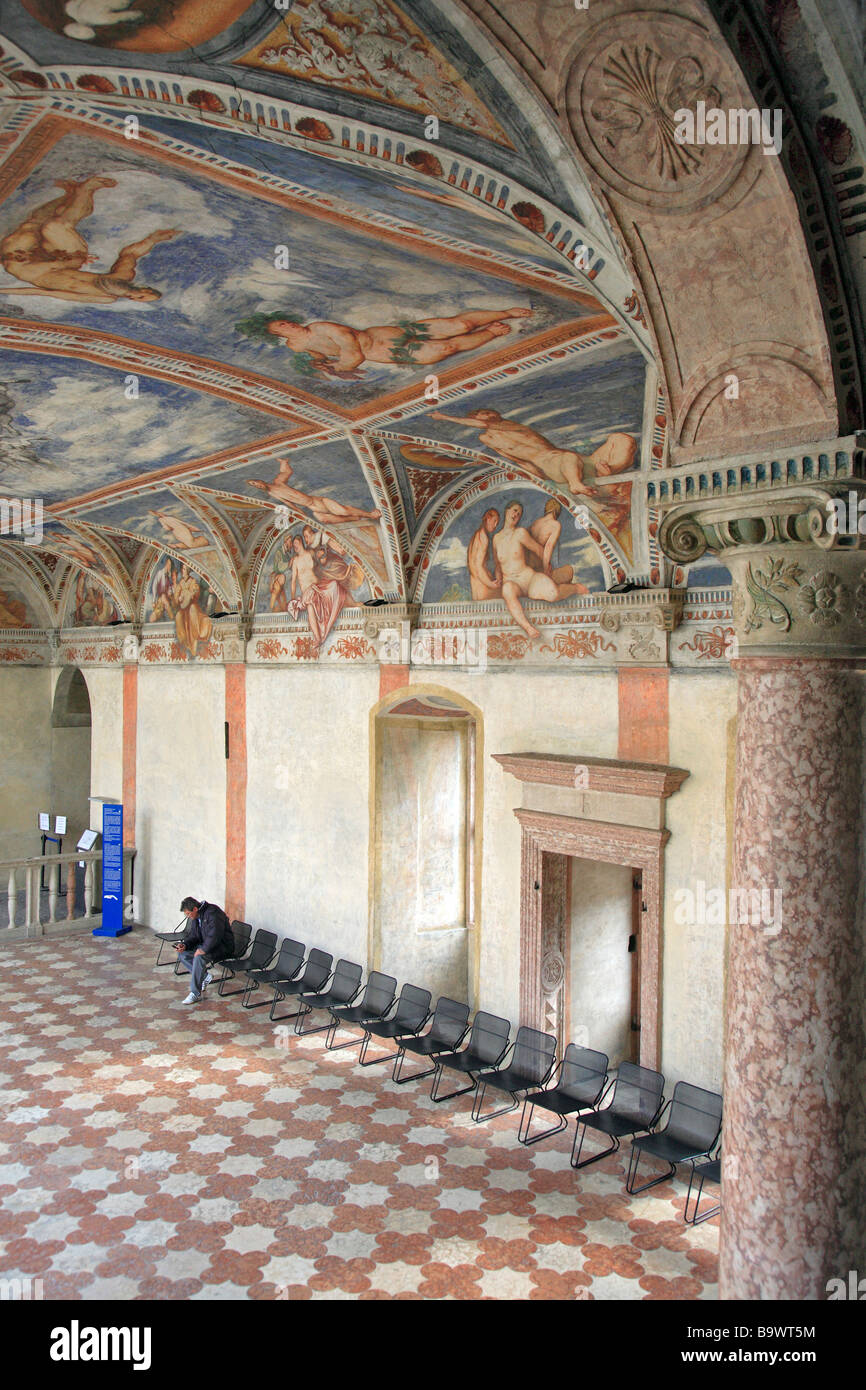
[50,666,93,860]
[368,684,483,1010]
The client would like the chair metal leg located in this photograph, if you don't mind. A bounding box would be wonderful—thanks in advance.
[326,1017,365,1051]
[430,1061,477,1103]
[518,1099,568,1146]
[471,1080,520,1123]
[269,990,304,1023]
[358,1032,398,1067]
[155,938,182,967]
[626,1144,677,1195]
[217,967,248,998]
[391,1047,438,1085]
[295,1004,334,1037]
[684,1167,721,1225]
[242,976,272,1009]
[570,1122,619,1170]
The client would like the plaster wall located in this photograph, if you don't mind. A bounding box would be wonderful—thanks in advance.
[0,667,52,862]
[664,670,737,1091]
[244,666,378,963]
[136,666,226,930]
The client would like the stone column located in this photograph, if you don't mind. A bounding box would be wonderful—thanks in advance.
[660,476,866,1299]
[726,655,865,1298]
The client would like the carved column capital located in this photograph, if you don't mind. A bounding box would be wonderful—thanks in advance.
[656,437,866,656]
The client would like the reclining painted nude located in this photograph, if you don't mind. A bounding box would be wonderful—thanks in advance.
[430,407,636,496]
[0,176,179,304]
[235,307,533,380]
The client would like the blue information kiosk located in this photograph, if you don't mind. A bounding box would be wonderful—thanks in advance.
[92,801,131,938]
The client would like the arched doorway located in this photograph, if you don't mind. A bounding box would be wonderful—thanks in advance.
[51,667,92,858]
[369,686,482,1008]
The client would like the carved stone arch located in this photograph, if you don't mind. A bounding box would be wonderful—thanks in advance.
[677,344,836,449]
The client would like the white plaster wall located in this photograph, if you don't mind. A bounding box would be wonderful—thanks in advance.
[245,666,378,964]
[136,667,226,930]
[0,667,52,861]
[664,670,736,1093]
[409,669,620,1022]
[84,668,123,826]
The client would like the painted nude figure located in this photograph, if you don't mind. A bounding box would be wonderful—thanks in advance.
[248,458,381,525]
[430,408,636,496]
[528,498,589,590]
[466,508,503,601]
[236,307,532,380]
[152,510,210,550]
[492,501,586,640]
[0,176,179,304]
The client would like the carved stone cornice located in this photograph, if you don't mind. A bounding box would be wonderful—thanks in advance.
[597,588,685,633]
[494,753,690,800]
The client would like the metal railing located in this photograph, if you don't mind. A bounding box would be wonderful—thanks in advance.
[0,847,136,936]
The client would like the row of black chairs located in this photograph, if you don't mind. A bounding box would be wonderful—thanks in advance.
[154,919,722,1221]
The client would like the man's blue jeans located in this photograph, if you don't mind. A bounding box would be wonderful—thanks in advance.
[178,950,210,997]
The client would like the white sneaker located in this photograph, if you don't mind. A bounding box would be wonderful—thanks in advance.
[182,992,201,1005]
[203,972,214,989]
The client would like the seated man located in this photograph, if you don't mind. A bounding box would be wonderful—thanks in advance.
[174,895,234,1005]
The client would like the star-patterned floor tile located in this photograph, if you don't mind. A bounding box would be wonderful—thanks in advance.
[0,933,719,1301]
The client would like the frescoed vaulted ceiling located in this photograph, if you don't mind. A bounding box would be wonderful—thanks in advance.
[7,0,852,633]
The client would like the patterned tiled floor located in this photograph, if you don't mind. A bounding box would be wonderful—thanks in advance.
[0,933,718,1300]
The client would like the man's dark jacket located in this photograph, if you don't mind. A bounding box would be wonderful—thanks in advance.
[182,901,234,961]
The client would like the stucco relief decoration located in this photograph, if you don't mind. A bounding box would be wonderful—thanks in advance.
[798,571,847,626]
[743,558,804,632]
[854,576,866,624]
[540,950,566,997]
[565,14,746,210]
[628,627,662,661]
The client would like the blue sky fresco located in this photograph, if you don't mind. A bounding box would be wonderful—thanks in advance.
[0,351,283,502]
[135,114,576,272]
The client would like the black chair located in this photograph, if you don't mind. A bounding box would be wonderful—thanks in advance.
[626,1082,723,1195]
[191,917,250,984]
[391,997,471,1085]
[471,1026,557,1122]
[294,958,364,1036]
[242,936,305,1010]
[325,971,397,1051]
[685,1149,722,1225]
[270,948,333,1022]
[358,983,432,1066]
[153,918,186,970]
[215,927,276,998]
[571,1061,665,1170]
[518,1045,610,1145]
[430,1011,511,1103]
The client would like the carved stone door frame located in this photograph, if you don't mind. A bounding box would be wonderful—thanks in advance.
[515,810,668,1070]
